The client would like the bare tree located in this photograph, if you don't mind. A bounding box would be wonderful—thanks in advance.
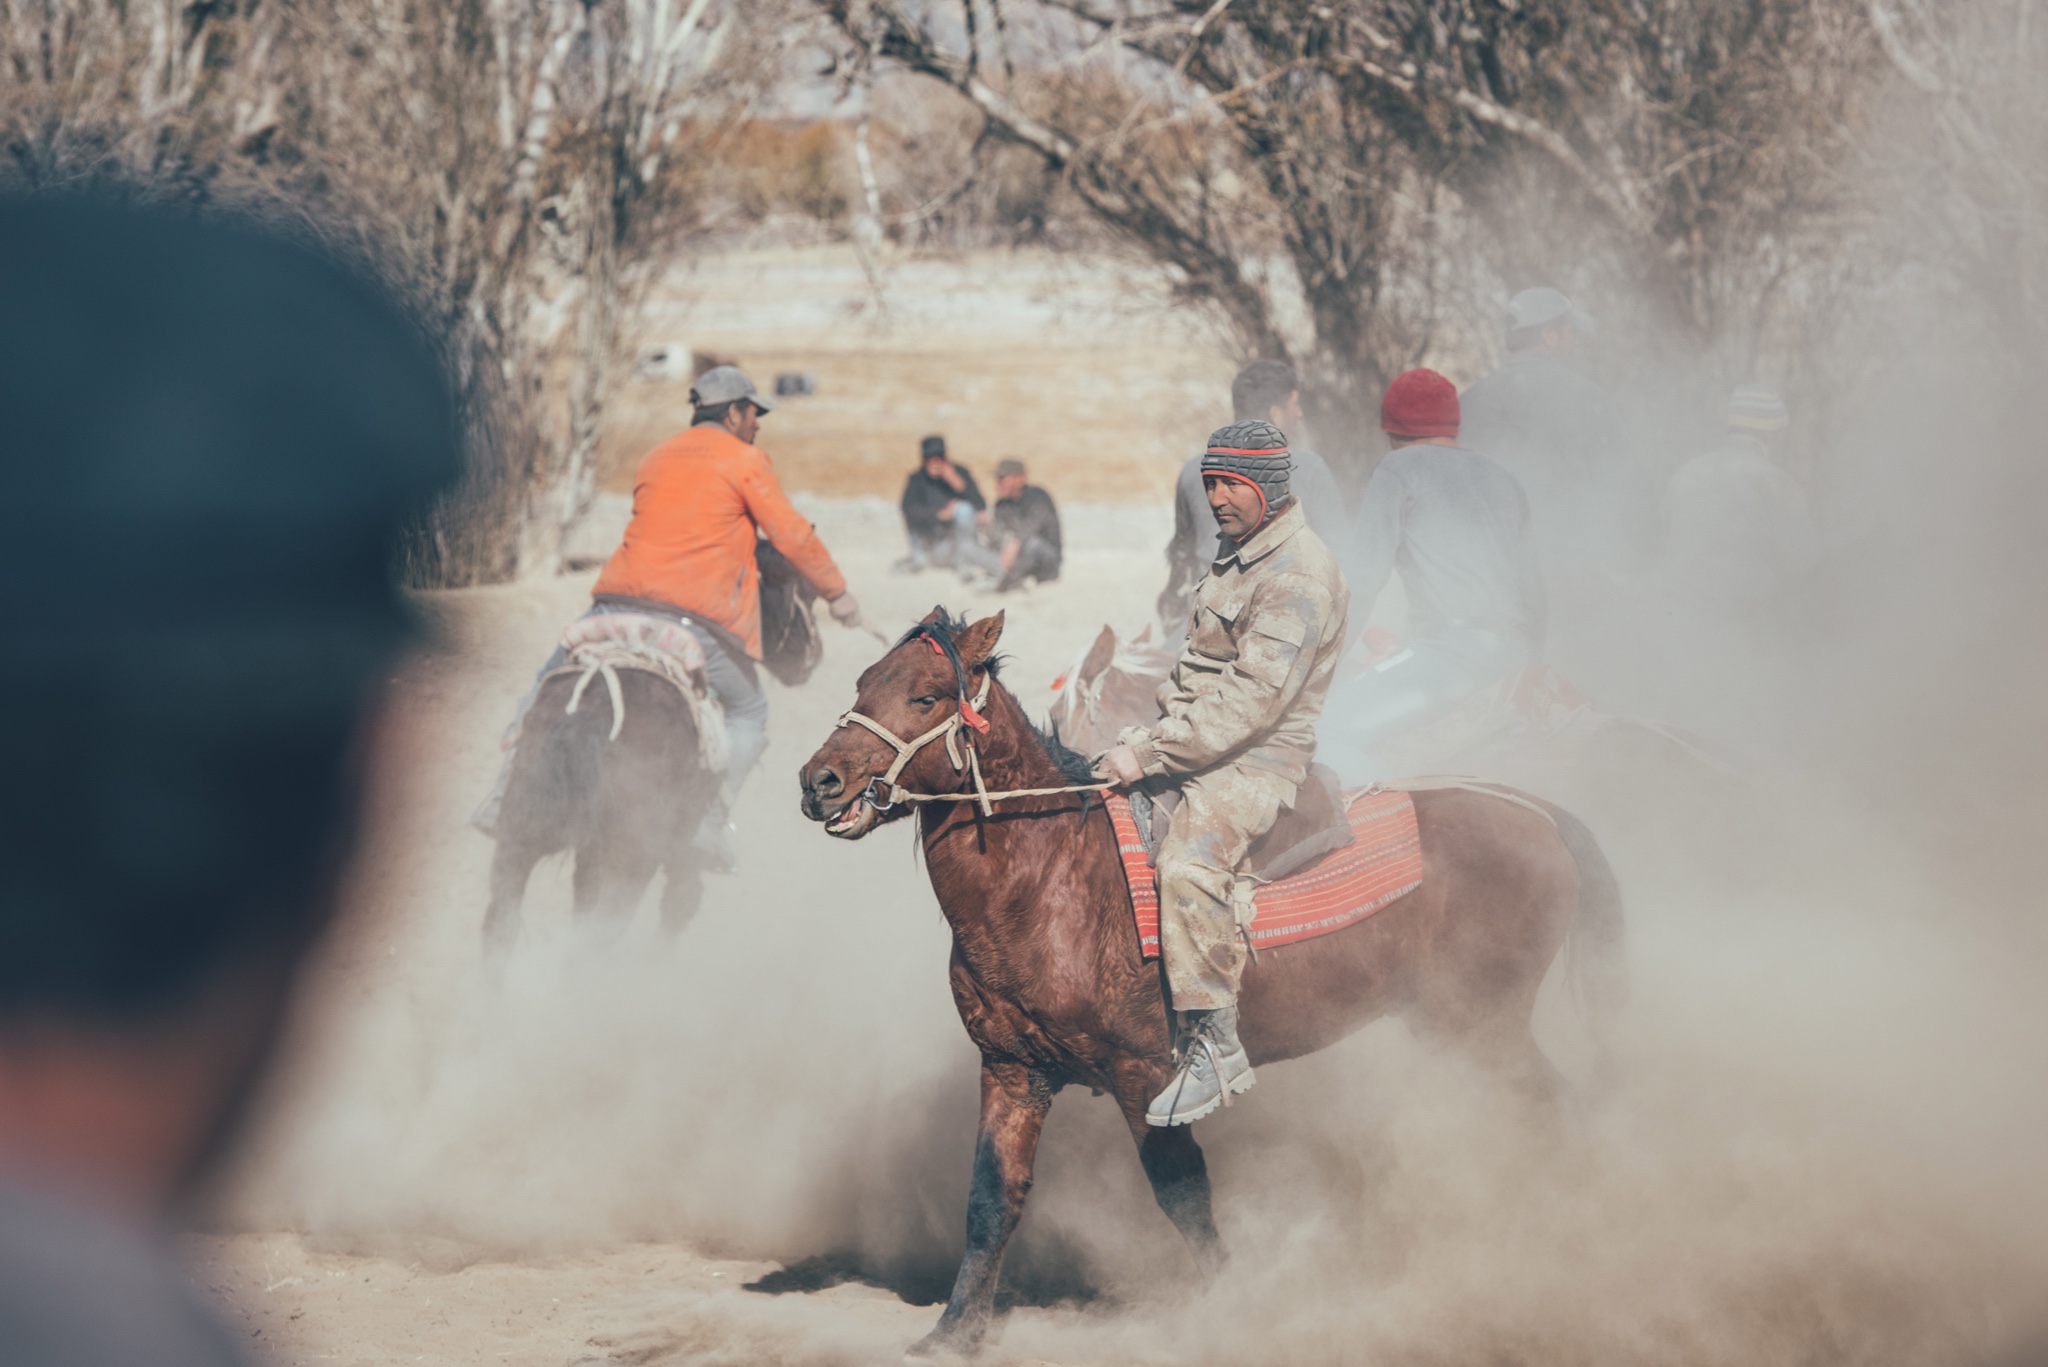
[1,0,282,187]
[1867,0,2048,368]
[281,0,789,582]
[819,1,1879,466]
[1,0,795,585]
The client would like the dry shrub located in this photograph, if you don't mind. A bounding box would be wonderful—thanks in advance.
[0,0,808,586]
[818,0,1886,475]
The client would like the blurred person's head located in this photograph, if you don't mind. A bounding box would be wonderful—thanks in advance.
[995,459,1027,499]
[921,434,950,475]
[1505,286,1589,355]
[1231,359,1304,433]
[0,196,456,1217]
[689,365,771,443]
[1381,368,1461,448]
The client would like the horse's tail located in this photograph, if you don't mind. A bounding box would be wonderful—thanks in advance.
[1550,804,1629,1058]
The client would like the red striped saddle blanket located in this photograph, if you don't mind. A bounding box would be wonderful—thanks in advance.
[1108,789,1423,960]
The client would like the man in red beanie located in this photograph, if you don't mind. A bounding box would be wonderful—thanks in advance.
[1315,368,1547,786]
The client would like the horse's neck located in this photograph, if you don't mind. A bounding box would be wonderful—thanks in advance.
[960,682,1071,790]
[919,681,1114,935]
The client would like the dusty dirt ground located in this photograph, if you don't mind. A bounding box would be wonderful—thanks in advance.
[186,248,2048,1367]
[194,492,2048,1367]
[187,1231,938,1367]
[198,500,1182,1367]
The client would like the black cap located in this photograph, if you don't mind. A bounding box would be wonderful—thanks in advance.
[921,435,948,462]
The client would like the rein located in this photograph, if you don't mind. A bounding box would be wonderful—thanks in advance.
[836,642,1111,818]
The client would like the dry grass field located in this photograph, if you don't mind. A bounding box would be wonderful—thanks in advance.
[598,246,1237,505]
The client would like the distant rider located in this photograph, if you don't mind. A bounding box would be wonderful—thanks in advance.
[1159,360,1350,626]
[1458,287,1634,567]
[1315,369,1546,787]
[477,365,865,871]
[1096,421,1349,1126]
[1660,382,1819,615]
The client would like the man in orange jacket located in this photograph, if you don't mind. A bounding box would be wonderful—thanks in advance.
[478,365,864,871]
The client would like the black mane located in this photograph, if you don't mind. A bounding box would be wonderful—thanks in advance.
[1038,722,1100,784]
[905,609,1096,785]
[901,609,1006,686]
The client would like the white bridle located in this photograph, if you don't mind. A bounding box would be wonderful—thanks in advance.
[836,665,997,814]
[834,660,1108,819]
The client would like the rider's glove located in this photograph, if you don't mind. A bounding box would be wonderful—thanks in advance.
[827,591,863,625]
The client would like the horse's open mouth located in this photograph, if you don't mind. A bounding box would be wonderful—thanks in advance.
[823,799,878,839]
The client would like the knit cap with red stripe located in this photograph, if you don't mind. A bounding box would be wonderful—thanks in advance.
[1201,419,1292,525]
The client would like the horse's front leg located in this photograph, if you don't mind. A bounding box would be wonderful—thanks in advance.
[910,1059,1052,1359]
[1113,1058,1227,1276]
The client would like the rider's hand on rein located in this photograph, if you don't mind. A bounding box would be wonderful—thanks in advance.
[1093,744,1146,788]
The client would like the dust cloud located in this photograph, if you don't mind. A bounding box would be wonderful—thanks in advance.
[224,251,2048,1367]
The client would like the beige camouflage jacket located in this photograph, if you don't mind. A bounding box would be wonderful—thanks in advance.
[1125,500,1349,787]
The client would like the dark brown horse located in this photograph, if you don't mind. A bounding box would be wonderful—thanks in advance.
[483,668,713,954]
[799,610,1626,1357]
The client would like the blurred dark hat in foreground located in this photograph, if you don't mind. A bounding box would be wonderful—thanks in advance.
[0,196,458,1020]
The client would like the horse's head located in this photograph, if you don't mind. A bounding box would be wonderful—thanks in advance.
[800,607,1005,839]
[1046,621,1176,756]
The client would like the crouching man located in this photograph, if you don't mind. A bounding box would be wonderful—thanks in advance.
[1094,421,1349,1126]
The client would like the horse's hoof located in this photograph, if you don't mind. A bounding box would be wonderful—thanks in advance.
[904,1325,982,1362]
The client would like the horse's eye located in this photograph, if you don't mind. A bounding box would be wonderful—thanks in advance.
[911,695,938,709]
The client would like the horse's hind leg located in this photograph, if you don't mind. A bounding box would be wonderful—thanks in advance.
[570,834,659,943]
[911,1060,1052,1359]
[482,839,544,961]
[1431,1010,1571,1120]
[659,860,703,936]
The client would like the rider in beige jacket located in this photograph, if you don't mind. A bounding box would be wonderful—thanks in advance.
[1096,420,1349,1126]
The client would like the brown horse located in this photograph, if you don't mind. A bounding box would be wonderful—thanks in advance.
[483,669,713,954]
[799,610,1626,1357]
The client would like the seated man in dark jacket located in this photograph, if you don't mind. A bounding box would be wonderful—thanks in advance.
[989,458,1062,592]
[898,434,1002,577]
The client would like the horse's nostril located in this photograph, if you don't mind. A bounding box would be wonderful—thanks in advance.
[814,766,844,798]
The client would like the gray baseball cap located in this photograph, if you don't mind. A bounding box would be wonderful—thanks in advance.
[690,363,775,412]
[1507,286,1591,334]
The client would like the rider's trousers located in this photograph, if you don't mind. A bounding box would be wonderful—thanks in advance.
[1314,626,1524,789]
[1155,763,1297,1012]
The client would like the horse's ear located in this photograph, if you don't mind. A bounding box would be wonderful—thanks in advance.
[1079,623,1117,682]
[919,606,947,626]
[957,612,1006,671]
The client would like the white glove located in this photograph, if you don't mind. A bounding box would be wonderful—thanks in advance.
[827,592,862,625]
